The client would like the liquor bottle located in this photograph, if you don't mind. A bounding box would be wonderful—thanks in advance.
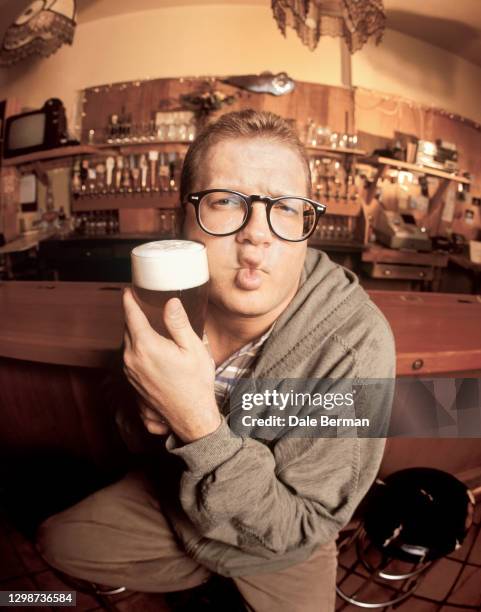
[119,107,128,141]
[108,114,119,143]
[80,159,89,193]
[107,210,116,234]
[158,153,170,192]
[72,159,81,195]
[168,152,178,191]
[160,212,167,234]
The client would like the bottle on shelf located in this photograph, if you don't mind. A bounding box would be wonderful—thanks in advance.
[159,153,170,192]
[168,152,179,192]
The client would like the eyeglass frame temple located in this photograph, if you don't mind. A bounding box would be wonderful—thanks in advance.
[186,189,327,242]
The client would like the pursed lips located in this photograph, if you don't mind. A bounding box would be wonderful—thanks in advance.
[237,254,268,274]
[234,256,268,290]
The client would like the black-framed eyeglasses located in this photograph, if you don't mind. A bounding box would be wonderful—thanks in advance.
[186,189,327,242]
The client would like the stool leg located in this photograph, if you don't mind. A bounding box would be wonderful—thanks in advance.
[388,563,420,610]
[389,559,434,610]
[336,556,391,608]
[338,524,363,553]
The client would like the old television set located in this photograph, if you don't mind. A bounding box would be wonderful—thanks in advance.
[3,98,69,159]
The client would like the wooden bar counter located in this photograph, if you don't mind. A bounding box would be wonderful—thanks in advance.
[0,281,480,523]
[1,281,480,375]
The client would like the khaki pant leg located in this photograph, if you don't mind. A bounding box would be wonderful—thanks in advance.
[233,540,338,612]
[36,471,211,593]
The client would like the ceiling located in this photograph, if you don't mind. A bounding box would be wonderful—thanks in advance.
[1,0,481,67]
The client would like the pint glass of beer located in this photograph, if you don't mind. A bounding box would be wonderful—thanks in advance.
[131,240,209,339]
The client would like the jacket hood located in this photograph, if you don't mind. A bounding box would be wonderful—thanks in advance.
[253,248,369,377]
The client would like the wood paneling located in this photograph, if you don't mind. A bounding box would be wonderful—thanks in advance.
[119,208,161,234]
[0,353,479,513]
[1,281,481,375]
[354,88,481,196]
[368,290,481,375]
[82,78,355,143]
[80,78,481,241]
[0,281,125,368]
[380,438,481,486]
[0,357,125,468]
[0,355,130,526]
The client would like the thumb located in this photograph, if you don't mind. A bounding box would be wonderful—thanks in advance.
[163,298,194,349]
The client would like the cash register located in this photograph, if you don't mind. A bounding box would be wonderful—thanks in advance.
[374,210,432,252]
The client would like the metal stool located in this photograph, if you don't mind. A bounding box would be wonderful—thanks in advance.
[336,467,475,609]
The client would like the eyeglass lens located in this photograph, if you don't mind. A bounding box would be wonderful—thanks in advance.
[198,191,317,240]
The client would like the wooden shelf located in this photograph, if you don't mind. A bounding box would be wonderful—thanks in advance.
[0,229,57,255]
[308,238,365,252]
[449,253,481,272]
[2,145,116,167]
[362,244,449,267]
[94,140,191,148]
[306,145,366,156]
[72,192,180,211]
[322,198,362,217]
[89,141,190,157]
[363,156,471,184]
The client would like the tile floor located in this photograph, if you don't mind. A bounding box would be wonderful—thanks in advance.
[335,499,481,611]
[0,501,480,611]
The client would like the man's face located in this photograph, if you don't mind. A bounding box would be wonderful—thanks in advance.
[183,138,308,318]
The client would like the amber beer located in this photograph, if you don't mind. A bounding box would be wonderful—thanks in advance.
[131,240,209,338]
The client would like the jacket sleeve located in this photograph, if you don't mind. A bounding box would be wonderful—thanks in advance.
[165,312,396,557]
[166,421,387,557]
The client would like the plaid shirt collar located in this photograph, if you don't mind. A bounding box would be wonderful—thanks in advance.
[203,324,275,410]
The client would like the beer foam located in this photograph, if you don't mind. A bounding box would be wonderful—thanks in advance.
[131,240,209,291]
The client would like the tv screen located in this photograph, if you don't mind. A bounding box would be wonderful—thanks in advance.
[8,113,46,151]
[401,213,416,225]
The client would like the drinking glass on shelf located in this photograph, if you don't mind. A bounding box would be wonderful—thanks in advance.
[156,122,168,141]
[340,133,349,149]
[148,118,157,141]
[348,134,358,149]
[305,119,317,146]
[167,119,177,141]
[187,121,197,142]
[177,121,188,142]
[330,132,339,149]
[316,126,331,146]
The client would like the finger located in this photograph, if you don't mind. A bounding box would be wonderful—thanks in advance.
[140,403,167,424]
[163,298,195,350]
[142,416,170,435]
[123,326,132,352]
[123,287,152,340]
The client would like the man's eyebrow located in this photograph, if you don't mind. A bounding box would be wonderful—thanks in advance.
[204,186,296,198]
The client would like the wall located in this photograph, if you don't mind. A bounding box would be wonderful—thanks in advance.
[0,4,481,128]
[0,4,342,131]
[352,28,481,126]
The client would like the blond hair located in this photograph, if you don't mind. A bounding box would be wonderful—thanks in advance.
[180,109,311,201]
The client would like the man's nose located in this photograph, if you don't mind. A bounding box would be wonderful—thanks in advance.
[236,202,273,245]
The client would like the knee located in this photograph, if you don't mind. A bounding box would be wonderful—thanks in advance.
[36,513,81,573]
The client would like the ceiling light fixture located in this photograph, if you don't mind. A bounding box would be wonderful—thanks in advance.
[0,0,77,66]
[272,0,386,52]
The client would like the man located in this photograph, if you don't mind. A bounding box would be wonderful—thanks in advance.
[37,110,395,611]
